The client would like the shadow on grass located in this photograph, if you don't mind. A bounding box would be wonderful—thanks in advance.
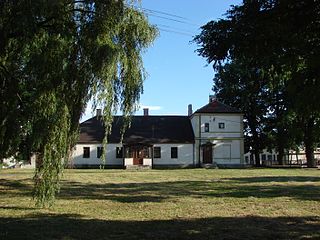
[0,213,319,240]
[108,195,166,203]
[0,206,37,210]
[227,176,320,183]
[58,178,320,202]
[204,184,320,200]
[0,179,33,197]
[1,176,319,203]
[0,179,31,188]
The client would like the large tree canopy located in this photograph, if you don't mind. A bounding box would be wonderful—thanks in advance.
[213,59,269,166]
[0,0,157,206]
[194,0,320,167]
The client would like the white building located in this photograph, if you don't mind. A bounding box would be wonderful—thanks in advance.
[244,148,320,166]
[191,96,244,167]
[244,149,278,166]
[71,97,245,168]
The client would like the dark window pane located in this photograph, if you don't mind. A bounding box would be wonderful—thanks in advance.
[205,123,209,132]
[218,123,225,129]
[124,147,131,158]
[143,146,151,158]
[154,147,161,158]
[116,147,123,158]
[83,147,90,158]
[97,147,103,158]
[171,147,178,159]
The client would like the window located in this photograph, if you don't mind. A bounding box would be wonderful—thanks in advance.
[267,155,272,161]
[218,122,225,129]
[83,147,90,158]
[154,147,161,158]
[125,147,132,158]
[261,154,266,161]
[143,146,151,158]
[116,147,123,158]
[204,123,209,132]
[171,147,178,159]
[215,144,231,160]
[97,147,103,158]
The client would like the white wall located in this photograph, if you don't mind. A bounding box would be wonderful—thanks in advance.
[212,140,242,164]
[143,158,152,166]
[153,144,194,166]
[244,149,279,165]
[191,113,244,165]
[72,143,123,166]
[73,143,194,167]
[123,158,152,166]
[191,114,243,139]
[124,158,133,166]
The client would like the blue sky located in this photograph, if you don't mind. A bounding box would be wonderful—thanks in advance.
[82,0,241,120]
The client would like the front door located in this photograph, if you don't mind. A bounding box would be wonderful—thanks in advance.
[203,145,213,164]
[132,147,144,165]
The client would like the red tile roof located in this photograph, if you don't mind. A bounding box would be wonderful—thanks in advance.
[194,100,241,114]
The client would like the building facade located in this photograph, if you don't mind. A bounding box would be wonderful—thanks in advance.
[71,97,245,168]
[191,97,244,167]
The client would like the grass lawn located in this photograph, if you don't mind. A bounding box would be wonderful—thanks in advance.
[0,168,319,239]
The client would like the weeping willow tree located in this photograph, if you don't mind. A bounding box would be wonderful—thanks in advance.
[0,0,157,207]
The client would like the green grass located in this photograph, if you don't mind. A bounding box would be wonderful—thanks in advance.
[0,168,319,239]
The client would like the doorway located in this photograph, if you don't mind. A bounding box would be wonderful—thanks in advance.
[202,143,213,164]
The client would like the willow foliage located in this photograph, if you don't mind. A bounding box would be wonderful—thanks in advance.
[0,0,157,207]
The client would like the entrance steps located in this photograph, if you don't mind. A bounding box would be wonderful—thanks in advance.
[125,165,152,170]
[201,163,218,169]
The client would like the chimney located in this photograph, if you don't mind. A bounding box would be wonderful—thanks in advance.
[143,108,149,116]
[96,109,102,117]
[188,104,193,116]
[209,95,216,103]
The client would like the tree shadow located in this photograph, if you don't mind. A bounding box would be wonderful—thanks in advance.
[227,176,320,183]
[59,179,212,202]
[0,178,33,197]
[0,206,37,211]
[59,180,177,203]
[58,178,320,202]
[0,179,31,188]
[1,175,319,203]
[0,213,319,240]
[107,195,166,203]
[204,184,320,200]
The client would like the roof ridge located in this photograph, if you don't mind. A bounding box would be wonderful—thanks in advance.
[194,99,241,114]
[81,115,190,123]
[78,114,195,144]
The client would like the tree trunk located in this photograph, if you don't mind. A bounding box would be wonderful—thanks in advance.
[277,146,284,165]
[254,149,261,167]
[305,143,315,167]
[276,128,285,165]
[247,115,263,167]
[304,118,316,168]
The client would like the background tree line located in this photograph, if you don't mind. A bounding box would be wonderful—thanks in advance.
[194,0,320,167]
